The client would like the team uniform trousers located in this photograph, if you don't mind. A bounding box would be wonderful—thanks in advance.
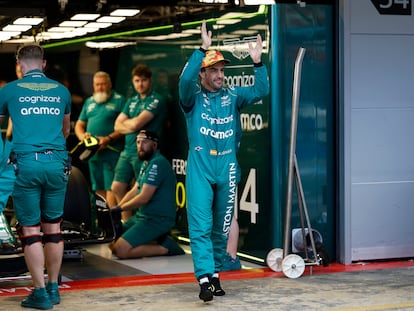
[13,150,68,226]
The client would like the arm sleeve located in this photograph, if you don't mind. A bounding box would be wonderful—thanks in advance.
[65,88,72,114]
[143,158,169,187]
[178,49,205,111]
[144,94,164,116]
[78,98,89,121]
[236,64,270,110]
[0,88,8,117]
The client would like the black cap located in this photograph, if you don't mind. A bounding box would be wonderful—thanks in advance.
[136,130,159,142]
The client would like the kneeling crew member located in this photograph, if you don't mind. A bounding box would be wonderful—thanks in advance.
[109,130,184,259]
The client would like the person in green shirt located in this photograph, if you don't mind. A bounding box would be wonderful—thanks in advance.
[0,44,71,310]
[109,130,183,259]
[112,64,166,221]
[74,71,125,207]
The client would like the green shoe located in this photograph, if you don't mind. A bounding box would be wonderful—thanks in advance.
[161,236,185,256]
[46,282,60,305]
[222,253,241,271]
[21,288,53,310]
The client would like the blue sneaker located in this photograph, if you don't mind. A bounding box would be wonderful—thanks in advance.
[46,282,60,305]
[222,253,241,271]
[21,287,53,310]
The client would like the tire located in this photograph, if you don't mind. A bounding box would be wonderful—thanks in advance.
[0,253,27,277]
[63,166,91,227]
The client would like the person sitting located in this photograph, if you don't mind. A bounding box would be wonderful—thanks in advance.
[109,130,184,259]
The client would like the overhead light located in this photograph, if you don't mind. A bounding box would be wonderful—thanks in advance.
[232,29,259,35]
[142,33,193,41]
[3,25,32,32]
[0,35,11,41]
[63,32,81,38]
[243,0,275,4]
[85,41,136,49]
[216,19,242,25]
[37,32,54,40]
[71,28,88,36]
[84,22,112,29]
[0,33,13,40]
[82,27,100,33]
[60,21,88,27]
[97,16,125,23]
[38,31,65,40]
[182,28,201,34]
[212,24,225,30]
[198,0,229,3]
[7,36,36,43]
[71,14,100,21]
[219,12,245,18]
[14,17,43,26]
[48,27,76,33]
[110,9,140,17]
[249,24,269,30]
[0,31,21,38]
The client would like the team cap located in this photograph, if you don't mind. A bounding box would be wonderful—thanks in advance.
[137,130,159,142]
[201,50,230,68]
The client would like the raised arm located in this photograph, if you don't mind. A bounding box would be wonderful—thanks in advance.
[248,34,263,64]
[200,20,212,51]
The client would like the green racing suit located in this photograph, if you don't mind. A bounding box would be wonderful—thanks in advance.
[179,48,269,279]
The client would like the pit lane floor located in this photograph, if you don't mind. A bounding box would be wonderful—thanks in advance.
[0,243,413,311]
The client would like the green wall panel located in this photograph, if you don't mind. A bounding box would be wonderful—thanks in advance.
[272,4,335,261]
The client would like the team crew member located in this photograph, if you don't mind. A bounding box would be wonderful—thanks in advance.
[109,130,184,259]
[0,44,71,310]
[178,20,269,301]
[75,71,125,207]
[112,64,166,221]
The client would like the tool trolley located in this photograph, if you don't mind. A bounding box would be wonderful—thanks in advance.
[266,47,329,278]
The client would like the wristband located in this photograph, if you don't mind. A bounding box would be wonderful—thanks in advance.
[199,47,207,53]
[253,62,263,67]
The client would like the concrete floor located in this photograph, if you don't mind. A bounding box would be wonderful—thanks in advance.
[1,259,414,310]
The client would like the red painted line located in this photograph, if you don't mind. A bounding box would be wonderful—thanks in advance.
[1,259,413,298]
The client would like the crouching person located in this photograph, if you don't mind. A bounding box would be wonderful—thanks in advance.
[109,130,184,258]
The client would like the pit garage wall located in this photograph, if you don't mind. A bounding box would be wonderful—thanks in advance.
[339,0,414,263]
[114,9,275,263]
[115,4,335,264]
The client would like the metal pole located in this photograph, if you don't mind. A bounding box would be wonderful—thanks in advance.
[294,154,317,262]
[283,47,306,258]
